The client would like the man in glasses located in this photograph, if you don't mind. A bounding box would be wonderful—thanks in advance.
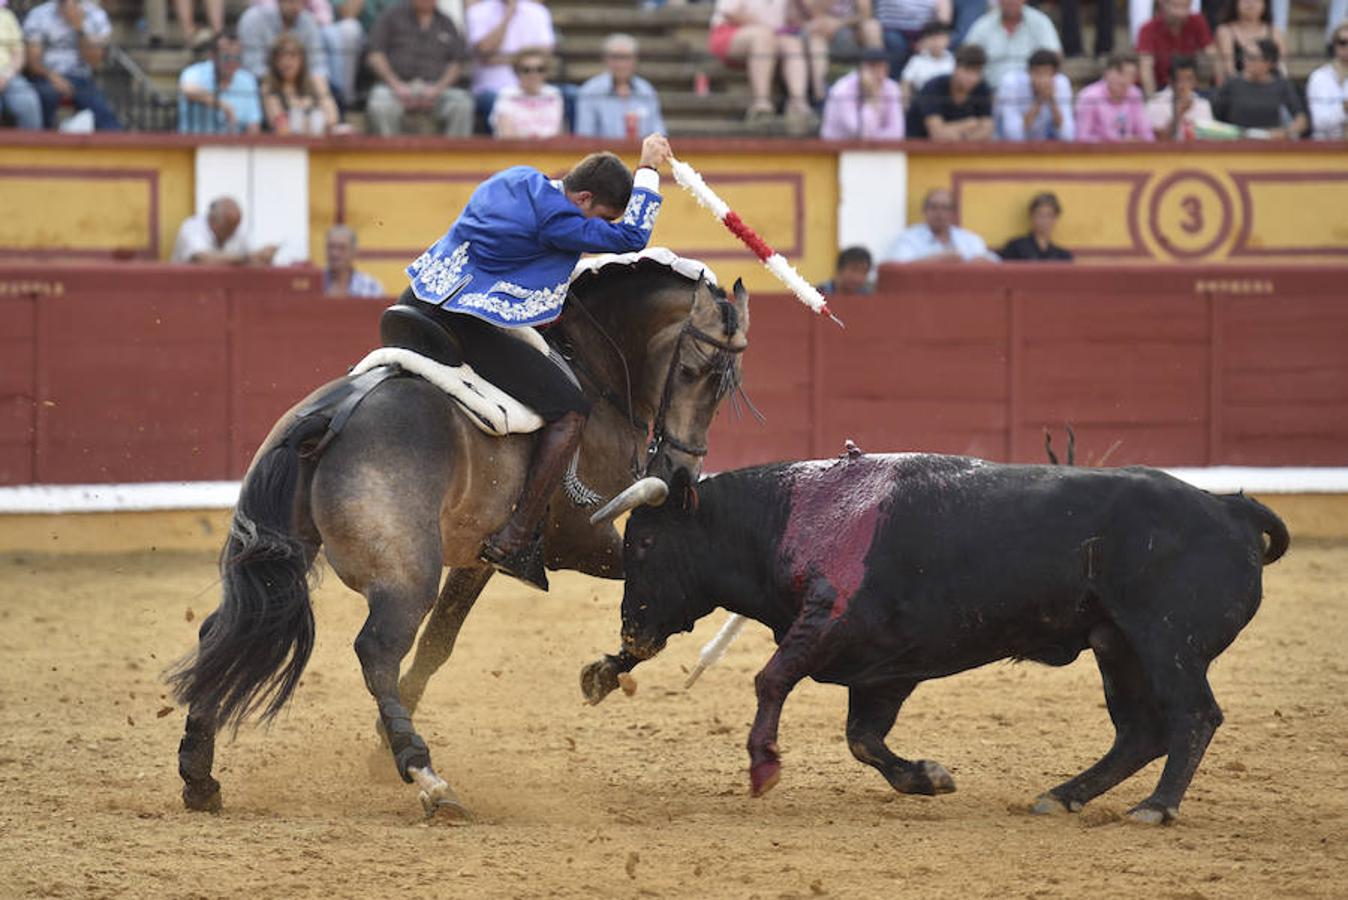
[178,29,262,134]
[884,187,1000,263]
[575,33,666,140]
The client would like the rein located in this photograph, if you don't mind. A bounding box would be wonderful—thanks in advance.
[646,319,745,468]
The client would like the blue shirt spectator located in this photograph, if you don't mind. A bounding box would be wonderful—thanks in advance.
[178,31,263,134]
[885,188,1000,263]
[574,33,666,139]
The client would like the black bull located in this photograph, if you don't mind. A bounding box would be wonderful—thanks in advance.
[583,452,1289,824]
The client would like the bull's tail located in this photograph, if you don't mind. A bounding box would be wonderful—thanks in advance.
[167,414,330,731]
[1221,493,1290,565]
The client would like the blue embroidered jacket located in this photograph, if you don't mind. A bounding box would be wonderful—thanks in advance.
[406,165,663,327]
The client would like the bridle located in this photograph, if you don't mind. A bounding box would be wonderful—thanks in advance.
[559,286,745,478]
[645,318,744,468]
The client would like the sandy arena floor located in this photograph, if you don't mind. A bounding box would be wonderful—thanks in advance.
[0,537,1345,899]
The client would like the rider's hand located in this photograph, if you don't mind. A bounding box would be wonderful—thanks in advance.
[638,133,672,171]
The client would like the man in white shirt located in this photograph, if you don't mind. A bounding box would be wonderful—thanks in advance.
[963,0,1062,95]
[1307,21,1348,140]
[171,197,278,266]
[886,188,1000,263]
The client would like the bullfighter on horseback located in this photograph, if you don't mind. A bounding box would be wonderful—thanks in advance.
[402,133,674,591]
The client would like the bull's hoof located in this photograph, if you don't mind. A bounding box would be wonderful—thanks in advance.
[893,760,956,795]
[750,759,782,797]
[1126,801,1177,826]
[1030,792,1081,816]
[182,777,222,813]
[580,658,621,706]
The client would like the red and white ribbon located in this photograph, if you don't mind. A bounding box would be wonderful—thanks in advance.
[669,157,844,328]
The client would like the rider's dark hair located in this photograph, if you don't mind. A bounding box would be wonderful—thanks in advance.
[563,152,634,212]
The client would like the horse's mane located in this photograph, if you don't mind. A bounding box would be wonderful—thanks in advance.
[566,257,727,321]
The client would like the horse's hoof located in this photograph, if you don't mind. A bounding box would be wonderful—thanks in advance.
[182,778,222,813]
[1030,793,1079,816]
[1126,802,1176,826]
[749,759,781,797]
[581,658,620,706]
[420,785,472,824]
[918,760,956,794]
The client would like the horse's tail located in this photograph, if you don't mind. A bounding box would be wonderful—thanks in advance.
[1221,493,1290,565]
[167,414,329,731]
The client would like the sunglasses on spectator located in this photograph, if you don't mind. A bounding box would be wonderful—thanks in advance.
[517,64,547,74]
[219,52,242,62]
[1336,37,1348,46]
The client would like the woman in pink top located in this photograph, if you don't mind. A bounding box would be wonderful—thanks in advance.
[489,47,564,138]
[820,48,905,139]
[1074,51,1155,142]
[708,0,818,131]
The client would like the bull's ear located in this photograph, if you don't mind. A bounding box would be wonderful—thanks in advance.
[670,468,698,514]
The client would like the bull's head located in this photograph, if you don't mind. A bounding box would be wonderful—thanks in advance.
[582,469,714,704]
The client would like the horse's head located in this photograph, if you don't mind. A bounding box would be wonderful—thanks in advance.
[640,276,749,484]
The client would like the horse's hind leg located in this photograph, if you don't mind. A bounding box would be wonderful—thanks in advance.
[398,566,495,717]
[178,612,223,811]
[356,565,470,820]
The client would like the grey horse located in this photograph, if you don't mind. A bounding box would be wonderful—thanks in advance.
[168,257,750,819]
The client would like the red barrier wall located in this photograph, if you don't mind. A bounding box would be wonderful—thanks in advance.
[2,262,1345,485]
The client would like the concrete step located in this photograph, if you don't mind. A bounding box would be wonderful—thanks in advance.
[555,33,695,59]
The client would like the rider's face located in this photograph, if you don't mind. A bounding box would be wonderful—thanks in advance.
[569,190,623,221]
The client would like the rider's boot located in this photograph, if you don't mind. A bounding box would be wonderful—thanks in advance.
[479,410,587,591]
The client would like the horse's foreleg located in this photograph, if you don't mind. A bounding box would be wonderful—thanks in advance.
[398,566,494,716]
[357,570,470,821]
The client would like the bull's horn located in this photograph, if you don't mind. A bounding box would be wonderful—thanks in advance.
[589,477,669,525]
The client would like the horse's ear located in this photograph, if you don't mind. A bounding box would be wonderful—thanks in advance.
[732,278,749,332]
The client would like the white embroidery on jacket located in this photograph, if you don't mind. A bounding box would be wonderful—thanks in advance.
[408,240,471,298]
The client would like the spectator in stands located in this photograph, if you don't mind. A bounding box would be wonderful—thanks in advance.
[466,0,555,105]
[248,0,363,104]
[1000,192,1072,260]
[1214,0,1286,81]
[574,33,666,139]
[489,47,563,137]
[1146,54,1214,138]
[820,46,906,138]
[816,245,875,295]
[899,19,954,110]
[886,187,999,262]
[1059,0,1114,59]
[1074,51,1154,141]
[1212,37,1306,136]
[179,29,263,134]
[910,42,993,139]
[171,197,278,266]
[962,0,1062,94]
[324,225,384,297]
[22,0,121,130]
[1329,5,1348,52]
[807,0,883,64]
[798,2,869,103]
[1138,0,1220,96]
[239,0,333,104]
[708,0,818,131]
[365,0,473,136]
[873,0,949,78]
[0,0,42,129]
[262,32,339,134]
[995,48,1075,139]
[1307,20,1348,139]
[170,0,227,49]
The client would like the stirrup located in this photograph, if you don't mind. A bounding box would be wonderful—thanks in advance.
[479,530,549,592]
